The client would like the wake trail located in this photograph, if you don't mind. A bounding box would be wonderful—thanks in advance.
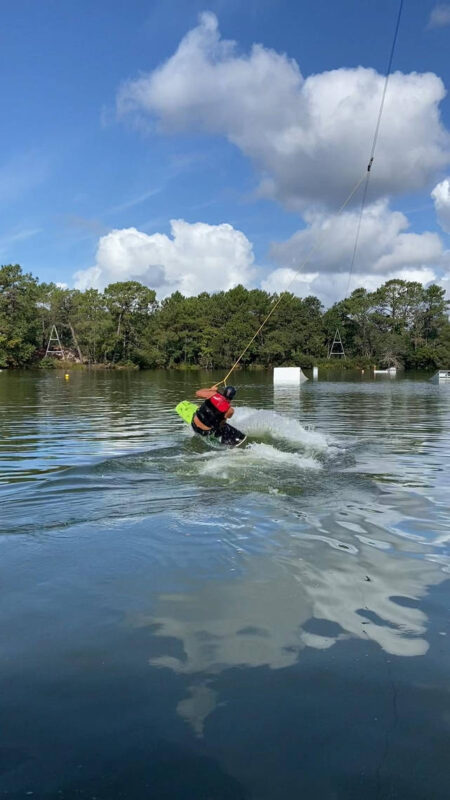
[233,407,329,452]
[198,442,322,477]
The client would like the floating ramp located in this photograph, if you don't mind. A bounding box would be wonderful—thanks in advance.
[431,370,450,383]
[374,367,397,375]
[273,367,308,385]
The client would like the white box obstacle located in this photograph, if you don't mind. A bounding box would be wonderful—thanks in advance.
[431,370,450,383]
[273,367,308,384]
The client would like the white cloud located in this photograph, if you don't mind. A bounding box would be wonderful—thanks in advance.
[117,12,450,211]
[432,177,450,232]
[263,267,439,308]
[73,219,255,296]
[74,202,450,306]
[271,200,446,273]
[261,268,320,295]
[428,4,450,28]
[263,200,450,304]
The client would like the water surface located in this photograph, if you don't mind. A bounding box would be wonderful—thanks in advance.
[1,369,449,799]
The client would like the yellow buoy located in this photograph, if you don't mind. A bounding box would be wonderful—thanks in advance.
[64,373,70,380]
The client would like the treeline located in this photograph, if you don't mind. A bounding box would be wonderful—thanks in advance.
[1,263,449,370]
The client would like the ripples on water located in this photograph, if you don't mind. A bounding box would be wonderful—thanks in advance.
[0,370,449,799]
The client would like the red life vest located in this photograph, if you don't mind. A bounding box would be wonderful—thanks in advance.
[196,393,230,428]
[209,393,230,413]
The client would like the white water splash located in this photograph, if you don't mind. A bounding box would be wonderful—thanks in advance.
[198,442,321,477]
[233,407,329,451]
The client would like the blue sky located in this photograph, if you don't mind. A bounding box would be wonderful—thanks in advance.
[1,0,450,304]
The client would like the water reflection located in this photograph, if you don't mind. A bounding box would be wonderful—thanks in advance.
[273,385,301,414]
[1,370,450,798]
[129,509,447,736]
[0,370,182,484]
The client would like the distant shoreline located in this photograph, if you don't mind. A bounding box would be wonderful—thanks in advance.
[2,360,440,374]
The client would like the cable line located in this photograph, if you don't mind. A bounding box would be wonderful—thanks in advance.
[219,168,369,385]
[219,0,405,386]
[345,0,404,297]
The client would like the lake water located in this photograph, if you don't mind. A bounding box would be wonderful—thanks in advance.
[0,369,449,799]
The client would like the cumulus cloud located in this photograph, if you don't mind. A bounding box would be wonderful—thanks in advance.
[73,203,450,306]
[432,177,450,232]
[271,200,445,274]
[262,266,439,308]
[117,12,450,211]
[262,200,450,304]
[427,4,450,28]
[73,219,255,296]
[261,268,320,295]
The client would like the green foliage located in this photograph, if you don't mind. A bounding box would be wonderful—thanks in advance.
[1,265,449,371]
[0,264,40,367]
[39,356,57,369]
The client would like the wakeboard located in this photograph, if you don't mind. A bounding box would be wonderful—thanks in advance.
[175,401,247,448]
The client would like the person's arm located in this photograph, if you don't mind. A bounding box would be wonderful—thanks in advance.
[195,385,218,399]
[225,406,234,419]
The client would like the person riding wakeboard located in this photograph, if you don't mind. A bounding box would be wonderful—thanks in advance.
[192,385,246,447]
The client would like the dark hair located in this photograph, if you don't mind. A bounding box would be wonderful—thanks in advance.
[223,386,236,400]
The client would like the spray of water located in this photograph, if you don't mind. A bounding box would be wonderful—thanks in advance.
[234,407,329,452]
[198,442,322,478]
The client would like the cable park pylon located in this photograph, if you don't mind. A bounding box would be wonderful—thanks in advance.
[45,325,64,359]
[328,329,345,358]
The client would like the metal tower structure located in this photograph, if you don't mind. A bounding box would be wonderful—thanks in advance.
[45,325,64,358]
[328,328,345,358]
